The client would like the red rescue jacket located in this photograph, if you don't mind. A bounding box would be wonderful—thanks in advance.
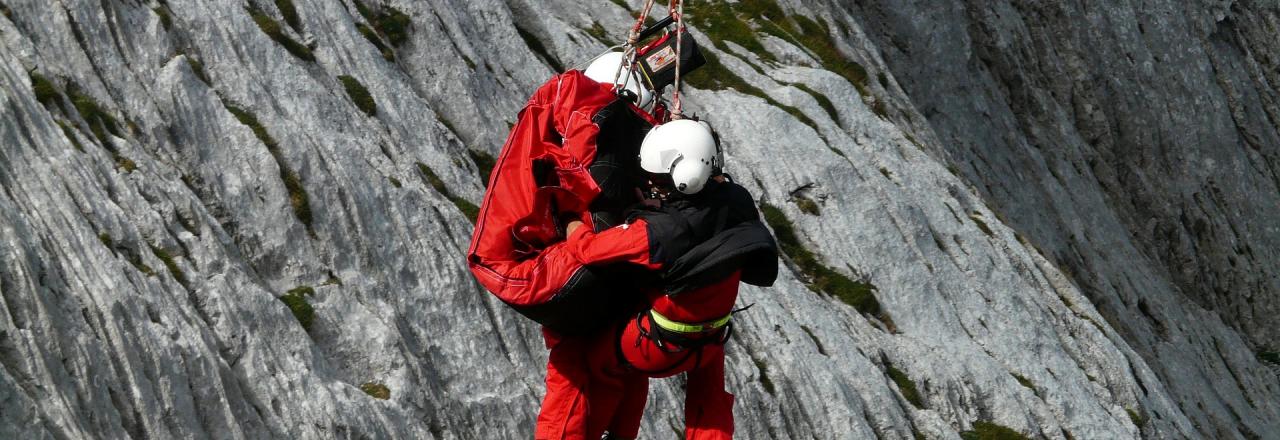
[467,71,661,333]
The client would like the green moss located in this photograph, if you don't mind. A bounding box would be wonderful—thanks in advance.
[125,247,156,277]
[185,56,211,85]
[416,162,447,193]
[886,363,923,408]
[249,8,315,62]
[224,103,314,236]
[388,176,401,188]
[116,157,137,173]
[959,421,1030,440]
[1012,373,1035,390]
[30,72,63,112]
[793,197,820,216]
[416,162,478,222]
[761,203,882,317]
[1,3,11,19]
[515,24,563,72]
[683,0,776,63]
[279,286,315,332]
[353,0,373,21]
[150,245,188,288]
[753,358,775,395]
[274,0,301,32]
[337,75,377,116]
[879,167,893,179]
[153,7,172,31]
[354,1,410,47]
[374,6,410,46]
[323,272,343,286]
[357,23,394,61]
[969,213,994,237]
[586,21,609,42]
[790,15,869,95]
[871,98,891,119]
[67,81,139,171]
[792,83,839,124]
[360,382,391,399]
[1126,408,1148,428]
[467,149,495,187]
[1012,373,1041,398]
[56,120,84,152]
[67,83,122,144]
[1259,351,1280,365]
[608,0,630,11]
[800,325,827,356]
[685,52,820,133]
[99,233,114,248]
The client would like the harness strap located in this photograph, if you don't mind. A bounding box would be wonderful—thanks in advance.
[650,308,731,334]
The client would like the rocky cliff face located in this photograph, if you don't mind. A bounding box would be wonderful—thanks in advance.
[0,0,1275,439]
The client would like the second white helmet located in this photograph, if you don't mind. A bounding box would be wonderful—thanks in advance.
[583,51,653,109]
[639,119,719,194]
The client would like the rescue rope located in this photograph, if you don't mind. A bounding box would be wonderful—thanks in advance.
[669,0,685,119]
[612,0,658,95]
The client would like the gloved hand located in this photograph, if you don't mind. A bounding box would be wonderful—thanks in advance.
[511,187,588,254]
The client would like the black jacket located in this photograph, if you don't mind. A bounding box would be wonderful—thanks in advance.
[635,179,779,295]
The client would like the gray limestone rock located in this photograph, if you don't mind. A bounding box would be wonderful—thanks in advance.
[0,0,1274,439]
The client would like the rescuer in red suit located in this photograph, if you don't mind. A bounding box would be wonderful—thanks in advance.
[466,55,665,440]
[546,120,779,439]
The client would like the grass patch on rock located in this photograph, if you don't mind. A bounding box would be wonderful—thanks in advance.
[356,23,394,61]
[969,213,994,237]
[248,7,315,62]
[1258,350,1280,365]
[792,197,820,216]
[67,82,122,144]
[66,82,137,171]
[279,286,316,332]
[360,382,391,400]
[56,120,84,152]
[416,162,478,222]
[30,71,65,112]
[791,82,839,124]
[760,202,882,317]
[515,23,564,72]
[337,75,376,116]
[354,1,411,47]
[467,149,495,186]
[684,51,820,133]
[275,0,301,32]
[185,56,211,85]
[223,103,315,236]
[684,0,779,63]
[959,421,1030,440]
[153,6,172,31]
[800,325,826,356]
[150,245,188,288]
[886,362,923,408]
[1126,408,1148,428]
[752,357,776,395]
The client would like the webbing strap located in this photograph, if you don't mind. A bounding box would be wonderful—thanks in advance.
[649,309,731,334]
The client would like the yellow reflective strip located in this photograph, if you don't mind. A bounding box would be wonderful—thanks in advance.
[650,310,732,334]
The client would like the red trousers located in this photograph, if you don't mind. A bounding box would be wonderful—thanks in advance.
[536,274,740,440]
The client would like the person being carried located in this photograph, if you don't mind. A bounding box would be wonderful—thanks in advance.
[556,120,778,439]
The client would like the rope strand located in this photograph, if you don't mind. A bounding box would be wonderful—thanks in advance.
[613,0,658,92]
[670,0,685,119]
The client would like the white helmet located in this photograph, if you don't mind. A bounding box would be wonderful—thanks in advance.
[583,51,653,109]
[639,119,719,194]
